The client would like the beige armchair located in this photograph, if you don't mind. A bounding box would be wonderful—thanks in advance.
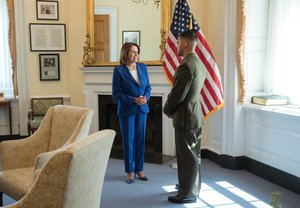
[0,105,94,206]
[0,130,115,208]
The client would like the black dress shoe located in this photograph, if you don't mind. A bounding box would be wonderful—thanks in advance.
[126,172,134,184]
[134,171,148,181]
[168,194,196,204]
[126,178,134,184]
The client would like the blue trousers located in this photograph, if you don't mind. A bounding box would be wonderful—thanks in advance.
[119,111,147,173]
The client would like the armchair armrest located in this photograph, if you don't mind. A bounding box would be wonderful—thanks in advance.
[34,148,64,171]
[0,135,48,171]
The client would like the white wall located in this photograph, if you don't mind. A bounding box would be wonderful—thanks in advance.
[244,104,300,177]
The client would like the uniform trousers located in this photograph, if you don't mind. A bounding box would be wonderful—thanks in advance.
[119,111,147,173]
[175,127,202,197]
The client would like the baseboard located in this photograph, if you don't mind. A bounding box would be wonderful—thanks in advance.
[201,149,300,194]
[0,135,26,142]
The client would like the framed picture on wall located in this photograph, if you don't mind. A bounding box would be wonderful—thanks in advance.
[36,0,59,20]
[39,54,60,81]
[29,23,66,51]
[122,31,140,46]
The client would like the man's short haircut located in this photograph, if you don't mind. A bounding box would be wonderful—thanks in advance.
[178,30,197,43]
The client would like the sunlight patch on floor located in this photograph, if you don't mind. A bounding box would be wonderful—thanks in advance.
[162,181,273,208]
[216,181,272,208]
[200,183,241,207]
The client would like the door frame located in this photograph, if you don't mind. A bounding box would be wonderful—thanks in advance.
[95,7,117,62]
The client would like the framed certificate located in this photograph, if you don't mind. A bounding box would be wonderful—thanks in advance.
[29,23,66,51]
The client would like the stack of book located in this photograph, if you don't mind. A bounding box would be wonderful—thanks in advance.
[251,95,289,106]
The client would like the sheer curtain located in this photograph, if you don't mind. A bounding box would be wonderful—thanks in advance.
[0,0,13,97]
[265,0,300,105]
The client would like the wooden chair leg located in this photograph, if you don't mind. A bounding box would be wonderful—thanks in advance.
[0,192,3,206]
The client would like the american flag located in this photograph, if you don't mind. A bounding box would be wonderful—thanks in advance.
[162,0,224,120]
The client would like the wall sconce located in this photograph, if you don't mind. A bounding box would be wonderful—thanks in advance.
[132,0,160,8]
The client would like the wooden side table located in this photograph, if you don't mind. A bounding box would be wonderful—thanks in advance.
[0,100,12,135]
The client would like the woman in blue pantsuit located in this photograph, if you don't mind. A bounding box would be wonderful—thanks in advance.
[112,42,151,184]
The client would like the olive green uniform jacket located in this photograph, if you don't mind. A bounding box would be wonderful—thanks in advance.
[163,52,206,129]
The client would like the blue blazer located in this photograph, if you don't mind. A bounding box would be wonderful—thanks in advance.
[112,63,151,117]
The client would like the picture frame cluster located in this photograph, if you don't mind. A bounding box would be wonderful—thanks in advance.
[30,0,64,81]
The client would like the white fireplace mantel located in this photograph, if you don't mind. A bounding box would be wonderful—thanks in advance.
[80,65,175,156]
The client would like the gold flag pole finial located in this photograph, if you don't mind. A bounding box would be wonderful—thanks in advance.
[189,13,193,30]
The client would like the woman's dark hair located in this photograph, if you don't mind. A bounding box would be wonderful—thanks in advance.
[119,42,140,65]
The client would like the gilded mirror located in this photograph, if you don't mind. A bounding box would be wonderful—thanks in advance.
[82,0,171,66]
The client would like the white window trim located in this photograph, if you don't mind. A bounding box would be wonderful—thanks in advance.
[15,0,30,135]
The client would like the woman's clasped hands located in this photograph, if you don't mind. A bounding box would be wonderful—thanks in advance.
[134,96,147,105]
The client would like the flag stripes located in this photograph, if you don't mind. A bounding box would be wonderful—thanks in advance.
[162,0,224,119]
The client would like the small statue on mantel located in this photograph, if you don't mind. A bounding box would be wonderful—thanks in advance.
[159,28,167,61]
[82,33,95,65]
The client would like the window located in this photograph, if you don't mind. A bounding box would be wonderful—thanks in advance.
[265,0,300,105]
[246,0,300,105]
[0,0,13,97]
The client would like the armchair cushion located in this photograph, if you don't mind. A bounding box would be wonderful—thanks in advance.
[0,168,33,200]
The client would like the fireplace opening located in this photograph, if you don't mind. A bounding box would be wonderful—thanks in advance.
[98,95,172,164]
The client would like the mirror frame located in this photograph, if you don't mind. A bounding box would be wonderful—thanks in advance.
[82,0,171,66]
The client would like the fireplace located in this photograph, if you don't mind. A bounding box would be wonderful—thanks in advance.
[98,95,171,164]
[80,65,175,161]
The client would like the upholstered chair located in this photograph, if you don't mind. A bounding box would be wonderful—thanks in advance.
[0,105,94,206]
[0,130,115,208]
[28,97,64,135]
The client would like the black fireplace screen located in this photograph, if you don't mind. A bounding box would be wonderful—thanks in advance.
[98,95,163,163]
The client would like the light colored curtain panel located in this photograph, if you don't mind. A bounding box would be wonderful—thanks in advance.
[0,0,12,95]
[237,0,247,105]
[265,0,300,105]
[7,0,18,97]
